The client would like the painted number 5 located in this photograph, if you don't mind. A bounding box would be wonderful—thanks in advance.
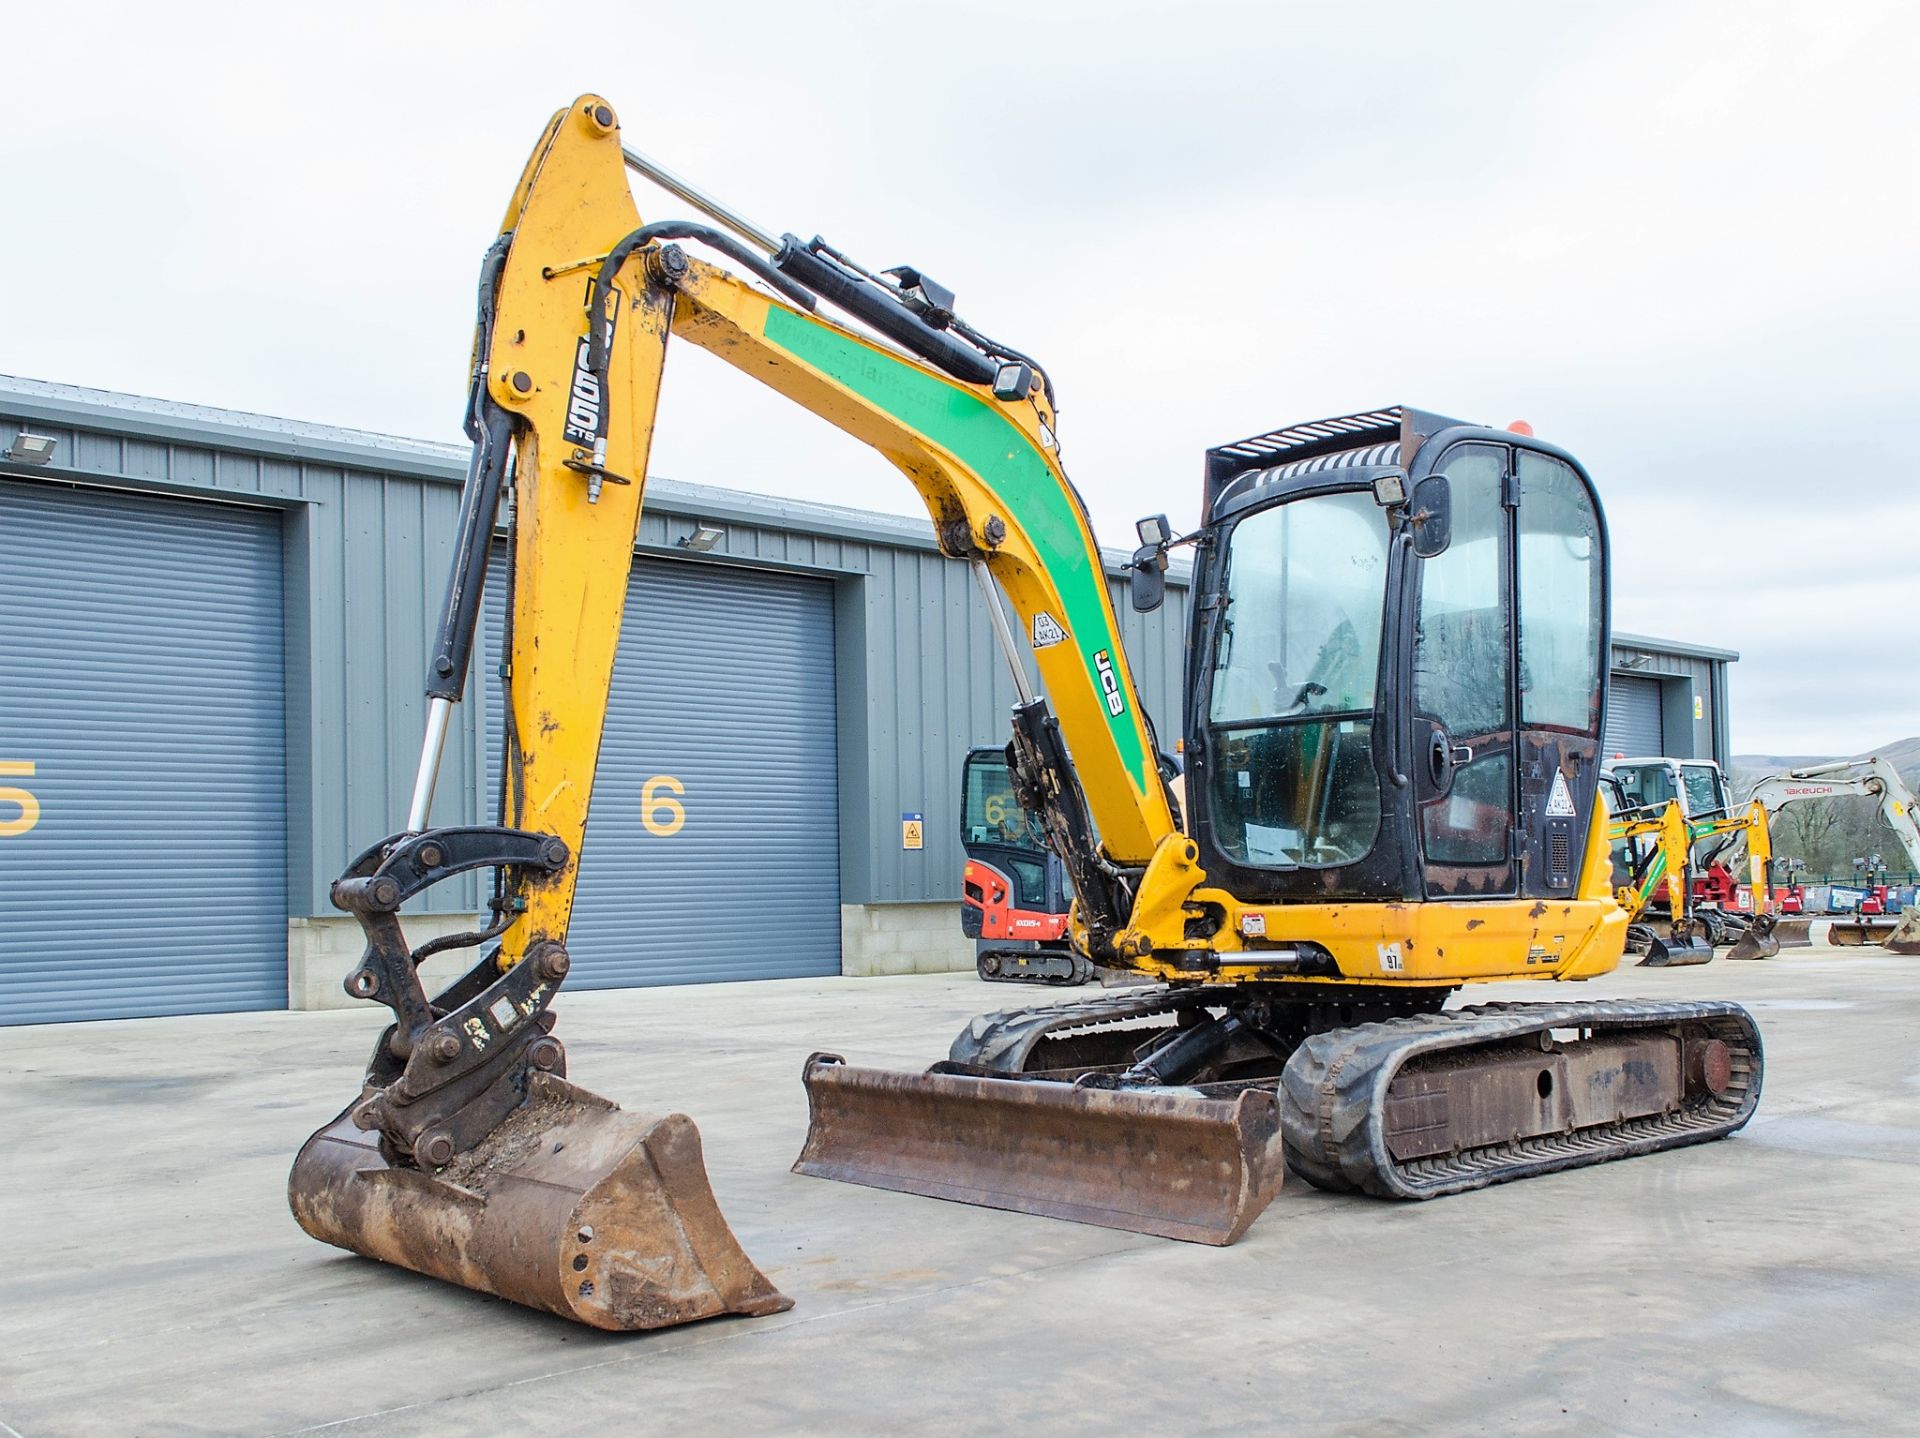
[641,774,686,836]
[0,761,40,837]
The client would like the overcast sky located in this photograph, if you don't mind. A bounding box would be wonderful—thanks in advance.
[4,1,1915,754]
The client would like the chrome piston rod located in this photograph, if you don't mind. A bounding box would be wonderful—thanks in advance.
[971,560,1036,706]
[622,146,780,256]
[404,695,455,832]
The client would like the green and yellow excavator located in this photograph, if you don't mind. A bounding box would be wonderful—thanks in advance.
[290,95,1765,1330]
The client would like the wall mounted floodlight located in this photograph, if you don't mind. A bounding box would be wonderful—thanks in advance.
[679,524,725,553]
[5,433,57,464]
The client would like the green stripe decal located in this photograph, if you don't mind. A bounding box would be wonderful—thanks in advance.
[761,307,1149,785]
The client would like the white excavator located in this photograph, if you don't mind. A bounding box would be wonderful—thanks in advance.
[1745,758,1920,951]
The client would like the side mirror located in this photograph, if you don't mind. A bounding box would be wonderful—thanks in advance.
[1129,546,1167,612]
[1409,475,1452,558]
[1128,513,1173,612]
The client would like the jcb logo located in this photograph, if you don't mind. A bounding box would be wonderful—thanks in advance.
[1093,650,1125,718]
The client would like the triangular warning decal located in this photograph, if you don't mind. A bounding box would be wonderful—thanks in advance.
[1031,612,1068,648]
[1545,770,1578,817]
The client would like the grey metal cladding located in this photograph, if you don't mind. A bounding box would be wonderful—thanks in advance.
[0,480,287,1022]
[483,552,841,986]
[0,374,1198,920]
[1604,674,1666,759]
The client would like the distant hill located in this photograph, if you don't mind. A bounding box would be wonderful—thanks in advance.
[1733,737,1920,777]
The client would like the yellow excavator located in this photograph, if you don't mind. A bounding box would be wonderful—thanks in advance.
[1602,774,1782,965]
[291,95,1764,1329]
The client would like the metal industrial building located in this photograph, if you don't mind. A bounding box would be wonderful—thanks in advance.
[1,376,1733,1023]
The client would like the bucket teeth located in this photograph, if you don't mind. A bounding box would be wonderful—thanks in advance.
[792,1052,1286,1245]
[289,1073,791,1330]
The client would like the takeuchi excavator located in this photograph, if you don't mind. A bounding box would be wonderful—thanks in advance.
[290,95,1765,1331]
[1746,758,1920,951]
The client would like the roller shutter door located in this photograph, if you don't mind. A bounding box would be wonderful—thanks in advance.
[0,481,287,1023]
[485,554,840,987]
[1604,674,1665,759]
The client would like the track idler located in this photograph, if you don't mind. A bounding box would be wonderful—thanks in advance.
[294,826,789,1330]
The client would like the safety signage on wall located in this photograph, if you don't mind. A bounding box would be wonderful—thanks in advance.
[901,812,924,850]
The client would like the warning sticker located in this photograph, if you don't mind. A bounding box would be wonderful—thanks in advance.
[1545,770,1578,818]
[1031,612,1068,648]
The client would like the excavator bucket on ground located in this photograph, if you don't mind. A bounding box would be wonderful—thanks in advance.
[1886,911,1920,954]
[1639,930,1715,966]
[1724,915,1785,961]
[291,1073,791,1331]
[1831,910,1920,952]
[793,1053,1287,1245]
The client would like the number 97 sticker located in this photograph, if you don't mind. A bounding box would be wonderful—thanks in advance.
[1377,942,1405,973]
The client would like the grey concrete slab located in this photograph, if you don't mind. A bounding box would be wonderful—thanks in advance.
[2,948,1917,1437]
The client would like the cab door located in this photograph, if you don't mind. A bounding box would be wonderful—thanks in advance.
[1411,442,1518,897]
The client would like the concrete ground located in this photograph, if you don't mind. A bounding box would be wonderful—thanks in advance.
[3,941,1917,1438]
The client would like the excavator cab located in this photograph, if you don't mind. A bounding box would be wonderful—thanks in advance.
[1188,413,1609,913]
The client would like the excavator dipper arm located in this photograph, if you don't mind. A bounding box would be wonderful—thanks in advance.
[290,98,783,1333]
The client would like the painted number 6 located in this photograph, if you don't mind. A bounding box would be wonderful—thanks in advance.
[641,774,686,836]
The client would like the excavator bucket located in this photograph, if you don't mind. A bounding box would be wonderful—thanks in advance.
[290,1074,792,1331]
[1724,917,1784,962]
[792,1053,1287,1245]
[1885,910,1920,955]
[1639,930,1715,966]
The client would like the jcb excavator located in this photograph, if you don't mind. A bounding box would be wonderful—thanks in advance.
[1601,772,1783,965]
[291,95,1765,1329]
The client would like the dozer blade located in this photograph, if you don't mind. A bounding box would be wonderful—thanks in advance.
[1828,918,1895,947]
[792,1052,1286,1245]
[1638,931,1715,966]
[1767,917,1815,949]
[1725,916,1784,961]
[290,1073,792,1331]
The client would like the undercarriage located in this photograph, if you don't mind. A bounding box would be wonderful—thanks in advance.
[796,986,1762,1241]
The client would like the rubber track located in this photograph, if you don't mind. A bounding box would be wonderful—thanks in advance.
[1278,999,1763,1199]
[948,987,1199,1071]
